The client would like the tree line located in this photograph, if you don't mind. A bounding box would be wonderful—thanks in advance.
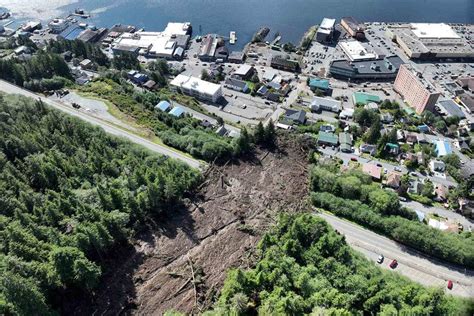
[0,50,72,91]
[0,95,201,314]
[310,164,474,268]
[204,213,473,315]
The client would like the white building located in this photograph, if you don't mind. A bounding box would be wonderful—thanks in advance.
[49,18,69,33]
[338,41,377,61]
[170,74,223,103]
[316,18,336,42]
[310,96,341,113]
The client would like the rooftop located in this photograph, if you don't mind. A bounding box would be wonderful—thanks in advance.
[169,106,185,117]
[437,99,465,118]
[318,131,338,145]
[362,163,382,179]
[330,55,404,77]
[434,140,452,157]
[234,64,253,77]
[171,74,222,96]
[410,23,460,39]
[339,41,376,61]
[320,18,336,30]
[353,92,381,105]
[309,78,330,90]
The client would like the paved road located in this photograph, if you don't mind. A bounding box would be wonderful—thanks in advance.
[401,200,474,230]
[0,80,203,170]
[317,212,474,298]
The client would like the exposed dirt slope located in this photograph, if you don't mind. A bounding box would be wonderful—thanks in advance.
[69,136,309,315]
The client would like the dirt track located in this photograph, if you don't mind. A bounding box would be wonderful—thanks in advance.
[69,136,310,315]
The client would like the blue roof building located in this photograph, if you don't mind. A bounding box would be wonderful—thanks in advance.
[309,78,330,91]
[434,140,452,157]
[155,101,171,112]
[169,107,185,117]
[417,124,430,133]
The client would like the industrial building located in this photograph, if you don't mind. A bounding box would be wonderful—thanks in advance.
[198,34,220,61]
[394,64,441,114]
[385,23,474,59]
[111,22,191,59]
[329,55,404,81]
[21,21,42,33]
[170,74,223,103]
[49,18,69,33]
[232,64,256,80]
[316,18,336,42]
[341,17,365,40]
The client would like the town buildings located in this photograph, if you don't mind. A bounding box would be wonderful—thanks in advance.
[329,56,404,81]
[310,96,341,113]
[170,74,223,103]
[270,56,300,72]
[385,23,474,59]
[341,17,365,40]
[394,64,441,114]
[316,18,336,42]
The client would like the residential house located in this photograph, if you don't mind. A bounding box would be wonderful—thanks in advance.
[281,109,306,125]
[339,132,353,153]
[408,179,424,195]
[384,143,400,155]
[224,78,249,93]
[429,160,446,173]
[434,140,452,157]
[320,124,335,133]
[362,163,382,180]
[143,80,157,90]
[434,184,449,202]
[380,112,394,123]
[417,124,430,133]
[317,132,338,146]
[216,126,229,137]
[416,152,425,165]
[360,143,377,156]
[405,133,418,145]
[385,172,401,189]
[79,58,93,70]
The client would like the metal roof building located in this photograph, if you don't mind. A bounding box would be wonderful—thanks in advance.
[310,96,341,113]
[434,140,452,157]
[437,99,465,118]
[329,56,404,81]
[155,101,171,112]
[169,106,185,117]
[352,92,381,105]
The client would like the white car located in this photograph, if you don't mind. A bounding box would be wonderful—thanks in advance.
[377,254,384,264]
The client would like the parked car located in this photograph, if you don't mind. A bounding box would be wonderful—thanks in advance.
[447,280,453,290]
[394,166,402,172]
[376,163,383,167]
[350,157,358,162]
[377,254,384,264]
[389,259,398,269]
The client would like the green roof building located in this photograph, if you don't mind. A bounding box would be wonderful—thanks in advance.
[318,131,339,146]
[339,132,353,153]
[352,92,381,105]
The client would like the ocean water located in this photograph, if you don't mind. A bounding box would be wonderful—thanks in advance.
[3,0,474,49]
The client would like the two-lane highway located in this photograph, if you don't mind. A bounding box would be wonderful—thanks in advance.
[317,212,474,298]
[0,79,203,170]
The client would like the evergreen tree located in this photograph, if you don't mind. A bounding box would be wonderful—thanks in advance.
[254,121,265,144]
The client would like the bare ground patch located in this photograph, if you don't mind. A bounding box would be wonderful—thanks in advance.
[67,135,310,315]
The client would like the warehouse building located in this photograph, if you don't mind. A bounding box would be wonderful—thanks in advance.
[49,18,69,33]
[170,74,223,103]
[329,55,404,81]
[341,17,365,40]
[111,22,191,59]
[316,18,336,42]
[394,64,441,114]
[385,23,474,59]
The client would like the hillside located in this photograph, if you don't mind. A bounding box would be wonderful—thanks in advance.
[0,94,200,314]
